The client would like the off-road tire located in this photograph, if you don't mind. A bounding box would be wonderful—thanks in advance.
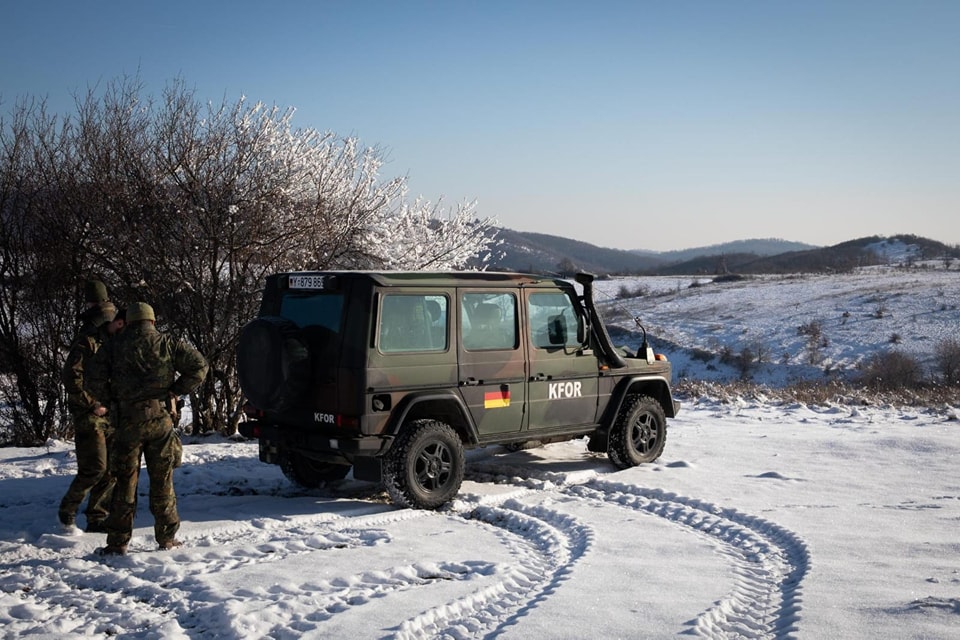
[280,452,351,488]
[237,317,311,411]
[383,420,465,509]
[608,395,667,469]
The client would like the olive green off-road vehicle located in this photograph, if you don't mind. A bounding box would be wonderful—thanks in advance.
[237,271,679,509]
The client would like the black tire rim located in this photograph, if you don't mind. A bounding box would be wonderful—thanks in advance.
[631,411,661,455]
[414,440,454,492]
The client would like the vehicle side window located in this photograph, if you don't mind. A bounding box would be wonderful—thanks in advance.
[528,292,580,349]
[461,292,517,350]
[379,294,448,353]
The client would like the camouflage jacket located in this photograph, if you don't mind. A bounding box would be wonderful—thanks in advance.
[62,320,109,415]
[87,322,209,408]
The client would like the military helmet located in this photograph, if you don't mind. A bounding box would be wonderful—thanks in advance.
[90,302,117,328]
[127,302,156,323]
[84,280,109,304]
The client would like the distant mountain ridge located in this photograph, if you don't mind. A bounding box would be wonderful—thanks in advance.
[477,230,959,275]
[641,238,817,263]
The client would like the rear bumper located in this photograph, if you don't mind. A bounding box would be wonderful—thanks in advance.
[238,420,389,458]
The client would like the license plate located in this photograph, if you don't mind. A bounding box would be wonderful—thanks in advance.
[288,274,331,289]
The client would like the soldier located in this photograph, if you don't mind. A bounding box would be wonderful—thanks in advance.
[88,302,208,555]
[59,280,118,533]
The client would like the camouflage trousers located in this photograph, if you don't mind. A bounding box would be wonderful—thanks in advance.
[59,415,115,527]
[105,413,180,549]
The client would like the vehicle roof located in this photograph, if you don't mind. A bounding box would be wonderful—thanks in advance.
[273,270,577,289]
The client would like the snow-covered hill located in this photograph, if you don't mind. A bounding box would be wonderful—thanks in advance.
[595,262,960,388]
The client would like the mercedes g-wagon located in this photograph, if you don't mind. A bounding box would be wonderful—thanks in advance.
[237,271,679,509]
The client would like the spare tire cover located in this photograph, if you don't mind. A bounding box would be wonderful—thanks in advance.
[237,316,311,411]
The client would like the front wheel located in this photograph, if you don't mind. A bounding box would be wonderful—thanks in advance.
[608,395,667,470]
[383,420,465,509]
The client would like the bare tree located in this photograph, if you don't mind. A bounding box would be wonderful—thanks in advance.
[0,99,80,444]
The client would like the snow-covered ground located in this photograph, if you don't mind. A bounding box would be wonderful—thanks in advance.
[2,259,959,639]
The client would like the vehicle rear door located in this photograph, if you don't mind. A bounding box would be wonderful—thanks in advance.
[457,289,527,435]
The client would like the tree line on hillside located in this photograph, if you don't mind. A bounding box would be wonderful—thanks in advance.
[0,76,497,446]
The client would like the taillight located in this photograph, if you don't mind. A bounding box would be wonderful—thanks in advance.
[337,415,360,429]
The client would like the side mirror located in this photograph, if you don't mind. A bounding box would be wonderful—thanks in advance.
[547,314,567,345]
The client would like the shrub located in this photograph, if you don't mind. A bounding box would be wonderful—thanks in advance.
[690,348,714,363]
[858,350,924,390]
[616,283,650,300]
[935,338,960,385]
[798,319,823,339]
[736,347,756,380]
[718,344,735,365]
[798,320,825,364]
[713,274,746,284]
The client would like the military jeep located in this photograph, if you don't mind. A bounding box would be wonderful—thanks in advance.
[237,271,679,509]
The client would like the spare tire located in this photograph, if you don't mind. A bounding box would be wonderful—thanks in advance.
[237,316,311,412]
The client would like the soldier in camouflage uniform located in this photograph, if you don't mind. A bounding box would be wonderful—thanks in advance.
[87,302,208,555]
[59,280,118,533]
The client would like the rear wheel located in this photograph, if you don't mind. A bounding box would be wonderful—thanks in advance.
[383,420,465,509]
[608,395,667,469]
[280,452,351,488]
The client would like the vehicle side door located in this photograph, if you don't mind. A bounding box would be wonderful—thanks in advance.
[523,288,600,430]
[457,289,527,435]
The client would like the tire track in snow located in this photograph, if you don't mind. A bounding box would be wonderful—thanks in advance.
[3,463,808,638]
[566,480,810,639]
[390,499,593,639]
[462,459,810,638]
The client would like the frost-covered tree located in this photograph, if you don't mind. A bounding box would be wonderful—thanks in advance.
[364,195,496,270]
[0,76,498,439]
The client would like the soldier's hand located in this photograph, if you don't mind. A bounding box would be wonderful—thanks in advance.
[92,404,107,417]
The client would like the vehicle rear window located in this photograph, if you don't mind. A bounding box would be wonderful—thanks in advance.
[280,292,344,331]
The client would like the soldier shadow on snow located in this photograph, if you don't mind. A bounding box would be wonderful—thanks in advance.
[1,440,634,538]
[0,452,395,541]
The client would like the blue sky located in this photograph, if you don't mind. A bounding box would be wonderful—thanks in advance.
[2,1,958,251]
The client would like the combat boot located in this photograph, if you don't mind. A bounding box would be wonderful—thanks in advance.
[158,539,183,550]
[99,545,127,556]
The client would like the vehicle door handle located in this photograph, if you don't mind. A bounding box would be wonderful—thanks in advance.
[531,373,550,381]
[461,378,480,386]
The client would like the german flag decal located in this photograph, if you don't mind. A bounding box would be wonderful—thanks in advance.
[484,389,511,409]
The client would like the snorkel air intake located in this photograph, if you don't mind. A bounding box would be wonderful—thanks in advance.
[575,272,628,369]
